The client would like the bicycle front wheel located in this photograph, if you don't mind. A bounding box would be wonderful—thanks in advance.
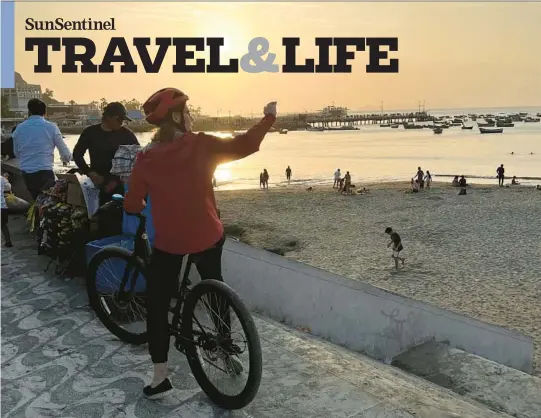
[86,247,148,345]
[182,279,262,410]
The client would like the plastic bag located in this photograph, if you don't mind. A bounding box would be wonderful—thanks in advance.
[5,193,31,214]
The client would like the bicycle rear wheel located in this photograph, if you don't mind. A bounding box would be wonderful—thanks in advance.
[181,279,262,410]
[86,247,148,345]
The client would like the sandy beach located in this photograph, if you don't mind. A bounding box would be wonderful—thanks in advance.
[215,182,541,375]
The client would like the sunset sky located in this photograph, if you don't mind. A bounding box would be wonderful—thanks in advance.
[14,2,541,115]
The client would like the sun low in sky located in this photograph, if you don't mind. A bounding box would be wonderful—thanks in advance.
[14,2,541,114]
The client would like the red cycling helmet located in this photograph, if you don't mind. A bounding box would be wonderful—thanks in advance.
[142,88,189,125]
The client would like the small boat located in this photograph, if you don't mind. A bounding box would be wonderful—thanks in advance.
[307,126,325,132]
[403,123,423,129]
[390,124,399,128]
[524,117,540,123]
[478,122,495,127]
[479,127,503,134]
[433,127,443,134]
[496,122,514,127]
[461,125,474,130]
[279,128,288,134]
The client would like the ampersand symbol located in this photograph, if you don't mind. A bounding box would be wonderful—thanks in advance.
[240,37,279,73]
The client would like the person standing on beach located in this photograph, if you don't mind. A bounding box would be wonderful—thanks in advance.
[416,167,424,190]
[424,171,432,189]
[333,169,341,188]
[343,171,352,194]
[259,172,264,189]
[497,164,505,186]
[123,87,276,398]
[262,169,270,190]
[12,99,72,199]
[73,102,139,206]
[385,227,405,269]
[285,166,292,185]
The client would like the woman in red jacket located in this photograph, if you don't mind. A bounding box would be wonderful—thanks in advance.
[124,88,276,398]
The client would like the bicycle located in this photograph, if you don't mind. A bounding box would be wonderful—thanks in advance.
[86,195,262,410]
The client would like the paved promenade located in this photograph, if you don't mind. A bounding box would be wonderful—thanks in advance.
[1,218,509,418]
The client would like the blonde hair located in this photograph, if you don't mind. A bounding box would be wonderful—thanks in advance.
[151,121,177,144]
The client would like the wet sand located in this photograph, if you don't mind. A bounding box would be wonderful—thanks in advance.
[215,182,541,375]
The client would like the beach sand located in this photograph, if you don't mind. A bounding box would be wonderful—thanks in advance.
[215,182,541,375]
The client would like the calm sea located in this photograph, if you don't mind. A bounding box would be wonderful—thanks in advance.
[59,106,541,189]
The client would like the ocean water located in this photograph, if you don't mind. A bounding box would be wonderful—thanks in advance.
[59,107,541,190]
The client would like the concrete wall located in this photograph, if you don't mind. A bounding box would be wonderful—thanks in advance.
[191,239,533,373]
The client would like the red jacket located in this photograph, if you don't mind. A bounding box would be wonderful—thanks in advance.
[124,115,276,254]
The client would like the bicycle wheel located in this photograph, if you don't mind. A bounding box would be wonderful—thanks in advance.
[86,247,148,345]
[181,279,262,410]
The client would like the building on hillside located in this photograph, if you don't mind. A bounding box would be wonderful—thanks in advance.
[127,110,145,123]
[1,72,42,115]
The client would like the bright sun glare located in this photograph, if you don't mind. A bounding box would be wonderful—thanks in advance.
[214,162,233,182]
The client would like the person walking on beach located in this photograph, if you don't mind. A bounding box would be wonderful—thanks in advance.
[1,173,13,247]
[124,87,276,398]
[73,102,139,205]
[12,99,72,200]
[497,164,505,186]
[262,169,270,190]
[424,171,432,189]
[385,227,405,270]
[416,167,424,190]
[285,166,292,185]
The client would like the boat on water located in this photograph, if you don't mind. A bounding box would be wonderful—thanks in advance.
[433,127,443,134]
[306,126,325,132]
[479,127,503,134]
[403,123,423,130]
[524,117,540,123]
[326,125,359,131]
[279,128,288,134]
[496,121,514,128]
[478,122,496,127]
[390,124,399,128]
[461,125,474,130]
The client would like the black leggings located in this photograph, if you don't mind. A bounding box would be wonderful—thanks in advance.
[147,235,226,364]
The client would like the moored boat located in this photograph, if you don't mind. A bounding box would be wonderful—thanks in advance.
[279,128,288,134]
[496,121,514,127]
[433,127,443,134]
[461,125,474,130]
[479,127,503,134]
[390,124,399,128]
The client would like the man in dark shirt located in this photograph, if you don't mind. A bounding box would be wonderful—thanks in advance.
[285,165,292,184]
[385,227,405,270]
[496,164,505,186]
[73,102,139,205]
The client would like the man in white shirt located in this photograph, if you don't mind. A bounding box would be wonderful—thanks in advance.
[12,99,71,200]
[333,168,341,188]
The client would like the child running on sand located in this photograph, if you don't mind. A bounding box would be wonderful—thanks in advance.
[385,227,404,269]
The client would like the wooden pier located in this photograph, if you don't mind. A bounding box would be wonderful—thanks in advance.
[305,111,434,128]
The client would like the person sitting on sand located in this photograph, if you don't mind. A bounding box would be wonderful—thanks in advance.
[511,176,519,185]
[333,169,341,189]
[385,227,405,270]
[459,175,467,187]
[452,176,459,187]
[411,178,420,193]
[424,171,432,189]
